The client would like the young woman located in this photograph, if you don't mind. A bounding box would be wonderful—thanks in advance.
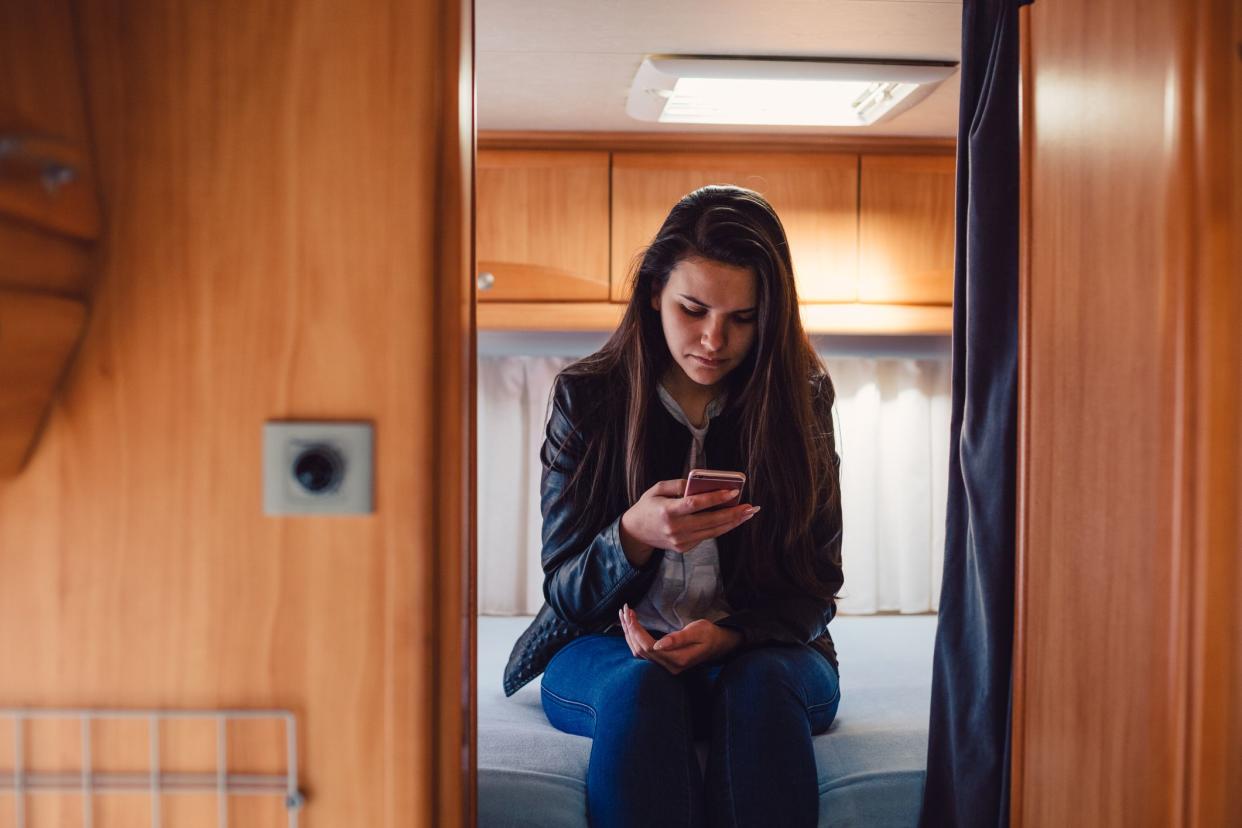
[502,185,844,828]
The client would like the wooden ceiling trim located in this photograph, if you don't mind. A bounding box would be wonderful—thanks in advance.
[477,301,952,335]
[479,130,956,155]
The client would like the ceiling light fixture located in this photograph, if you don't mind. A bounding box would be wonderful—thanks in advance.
[626,56,958,127]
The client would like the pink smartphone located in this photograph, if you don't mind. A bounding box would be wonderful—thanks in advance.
[683,469,747,512]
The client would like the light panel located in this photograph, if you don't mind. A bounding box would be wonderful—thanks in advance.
[627,57,957,127]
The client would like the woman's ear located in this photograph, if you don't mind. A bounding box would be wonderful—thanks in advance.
[650,287,662,312]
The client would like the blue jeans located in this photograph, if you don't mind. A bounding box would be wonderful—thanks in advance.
[540,631,840,828]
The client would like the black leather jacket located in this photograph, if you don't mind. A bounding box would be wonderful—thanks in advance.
[503,370,844,696]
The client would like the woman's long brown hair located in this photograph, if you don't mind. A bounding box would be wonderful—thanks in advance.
[556,185,840,596]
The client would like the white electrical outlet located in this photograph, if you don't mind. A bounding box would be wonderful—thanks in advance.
[263,421,374,515]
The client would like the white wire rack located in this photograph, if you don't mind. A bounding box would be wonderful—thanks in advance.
[0,708,304,828]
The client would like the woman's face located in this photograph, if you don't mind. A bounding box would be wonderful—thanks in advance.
[651,256,758,391]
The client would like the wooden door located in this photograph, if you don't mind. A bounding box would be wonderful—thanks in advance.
[476,150,610,301]
[858,154,955,305]
[0,0,473,825]
[1015,0,1240,825]
[610,152,859,304]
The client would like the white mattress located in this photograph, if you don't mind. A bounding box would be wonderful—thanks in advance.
[477,614,936,827]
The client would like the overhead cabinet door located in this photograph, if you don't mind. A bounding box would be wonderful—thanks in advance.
[610,152,859,304]
[0,0,99,476]
[476,149,611,302]
[858,154,956,304]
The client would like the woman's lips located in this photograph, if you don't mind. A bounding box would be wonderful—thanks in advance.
[691,355,725,368]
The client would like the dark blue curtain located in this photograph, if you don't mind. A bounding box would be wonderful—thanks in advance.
[919,1,1030,826]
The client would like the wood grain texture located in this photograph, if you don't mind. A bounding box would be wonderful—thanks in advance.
[1011,4,1033,823]
[0,288,86,476]
[476,150,610,301]
[858,155,955,304]
[0,135,100,241]
[1019,0,1240,825]
[0,0,100,240]
[0,0,91,143]
[1024,0,1178,818]
[798,302,952,334]
[0,218,93,297]
[610,152,859,304]
[435,0,473,822]
[0,0,101,485]
[477,301,952,335]
[476,301,625,331]
[479,130,957,155]
[1177,0,1241,824]
[0,0,467,825]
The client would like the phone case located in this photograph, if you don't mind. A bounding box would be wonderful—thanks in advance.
[684,469,746,511]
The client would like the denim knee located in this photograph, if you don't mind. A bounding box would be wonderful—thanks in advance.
[715,648,806,704]
[608,658,688,708]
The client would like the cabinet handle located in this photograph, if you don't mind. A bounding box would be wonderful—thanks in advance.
[477,271,495,291]
[0,135,79,195]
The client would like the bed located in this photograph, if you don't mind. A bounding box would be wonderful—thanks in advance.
[477,614,937,827]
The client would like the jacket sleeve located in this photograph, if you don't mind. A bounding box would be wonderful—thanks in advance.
[715,376,844,647]
[539,376,659,629]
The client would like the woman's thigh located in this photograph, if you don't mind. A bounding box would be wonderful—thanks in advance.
[703,645,840,733]
[540,633,691,738]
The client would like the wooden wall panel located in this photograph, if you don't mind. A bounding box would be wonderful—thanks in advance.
[0,0,469,825]
[1023,0,1180,821]
[1180,1,1241,824]
[1019,0,1240,825]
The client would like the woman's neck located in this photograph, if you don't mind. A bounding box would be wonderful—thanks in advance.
[659,367,721,429]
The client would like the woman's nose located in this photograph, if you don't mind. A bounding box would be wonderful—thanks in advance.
[701,319,726,352]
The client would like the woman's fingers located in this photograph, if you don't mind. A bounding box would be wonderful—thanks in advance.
[622,606,676,666]
[619,612,723,674]
[621,605,661,659]
[619,606,641,656]
[671,487,742,515]
[652,629,692,652]
[684,503,757,533]
[666,505,761,552]
[649,479,688,499]
[627,607,657,649]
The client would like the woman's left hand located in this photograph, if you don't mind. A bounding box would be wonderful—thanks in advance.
[618,604,743,674]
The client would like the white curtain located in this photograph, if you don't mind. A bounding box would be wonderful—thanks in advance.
[477,355,950,616]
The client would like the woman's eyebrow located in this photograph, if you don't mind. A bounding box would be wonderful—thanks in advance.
[677,293,756,313]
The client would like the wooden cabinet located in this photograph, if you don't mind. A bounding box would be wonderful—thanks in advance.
[610,152,859,303]
[858,155,956,304]
[0,0,100,476]
[472,138,957,333]
[476,149,611,301]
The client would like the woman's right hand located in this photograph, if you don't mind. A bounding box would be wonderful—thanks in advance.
[618,478,760,566]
